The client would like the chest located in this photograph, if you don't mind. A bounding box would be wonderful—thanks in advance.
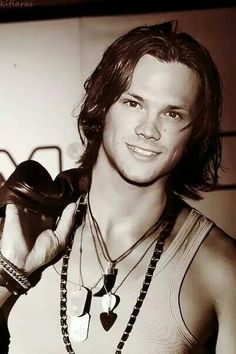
[8,211,215,354]
[8,256,213,354]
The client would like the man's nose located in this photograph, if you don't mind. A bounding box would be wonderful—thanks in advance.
[135,113,161,141]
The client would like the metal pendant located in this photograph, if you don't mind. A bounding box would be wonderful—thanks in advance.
[93,264,118,297]
[69,312,91,342]
[100,293,120,331]
[101,293,120,313]
[68,287,92,342]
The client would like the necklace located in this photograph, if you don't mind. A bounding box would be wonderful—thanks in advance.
[53,218,103,288]
[88,210,168,331]
[78,219,103,289]
[62,216,104,344]
[60,193,182,353]
[87,195,168,297]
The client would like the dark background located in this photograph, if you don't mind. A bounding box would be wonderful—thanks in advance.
[0,0,235,23]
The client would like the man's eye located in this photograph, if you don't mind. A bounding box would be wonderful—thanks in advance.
[124,100,140,109]
[164,111,182,119]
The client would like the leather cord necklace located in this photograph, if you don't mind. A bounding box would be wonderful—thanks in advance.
[60,194,182,353]
[87,194,168,297]
[53,220,103,288]
[87,210,169,331]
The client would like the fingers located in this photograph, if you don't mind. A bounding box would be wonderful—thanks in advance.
[1,204,29,268]
[1,202,77,274]
[54,203,77,247]
[4,203,21,229]
[2,204,23,245]
[25,203,77,273]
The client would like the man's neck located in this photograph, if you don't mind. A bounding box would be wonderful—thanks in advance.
[88,159,167,247]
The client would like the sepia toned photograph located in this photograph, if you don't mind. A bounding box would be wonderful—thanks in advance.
[0,2,235,353]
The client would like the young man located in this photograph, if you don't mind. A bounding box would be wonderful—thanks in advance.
[0,21,235,354]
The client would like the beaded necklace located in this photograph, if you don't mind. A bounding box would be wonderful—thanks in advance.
[59,194,182,353]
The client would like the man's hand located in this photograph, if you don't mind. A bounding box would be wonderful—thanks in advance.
[0,203,76,274]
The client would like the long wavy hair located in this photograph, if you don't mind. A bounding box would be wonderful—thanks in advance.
[77,21,222,200]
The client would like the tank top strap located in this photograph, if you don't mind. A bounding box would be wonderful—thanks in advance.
[169,209,214,347]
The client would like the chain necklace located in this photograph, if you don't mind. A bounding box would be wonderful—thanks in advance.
[88,193,165,265]
[53,219,103,289]
[87,194,168,297]
[89,212,161,294]
[85,212,165,331]
[78,219,103,289]
[60,194,182,353]
[114,210,177,353]
[60,215,103,345]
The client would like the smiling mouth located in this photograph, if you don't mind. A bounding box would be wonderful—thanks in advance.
[127,144,159,157]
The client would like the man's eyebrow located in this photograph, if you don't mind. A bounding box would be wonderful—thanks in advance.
[125,92,144,102]
[165,104,190,112]
[124,93,191,112]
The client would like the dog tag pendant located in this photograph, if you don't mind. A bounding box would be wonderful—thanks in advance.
[69,287,92,342]
[70,313,91,342]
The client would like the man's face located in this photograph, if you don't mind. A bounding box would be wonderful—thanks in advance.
[98,54,199,186]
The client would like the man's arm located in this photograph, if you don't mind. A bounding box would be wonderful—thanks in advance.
[0,203,76,353]
[0,203,76,305]
[210,229,236,353]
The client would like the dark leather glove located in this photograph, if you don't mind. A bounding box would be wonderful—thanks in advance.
[0,160,82,219]
[0,160,83,246]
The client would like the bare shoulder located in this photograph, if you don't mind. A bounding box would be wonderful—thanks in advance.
[180,206,236,350]
[198,222,236,309]
[203,224,236,269]
[194,220,236,352]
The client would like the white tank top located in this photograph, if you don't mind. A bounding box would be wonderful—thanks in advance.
[8,208,213,354]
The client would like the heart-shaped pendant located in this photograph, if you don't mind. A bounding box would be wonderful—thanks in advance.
[100,312,117,331]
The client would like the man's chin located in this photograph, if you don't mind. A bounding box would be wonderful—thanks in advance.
[118,171,164,188]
